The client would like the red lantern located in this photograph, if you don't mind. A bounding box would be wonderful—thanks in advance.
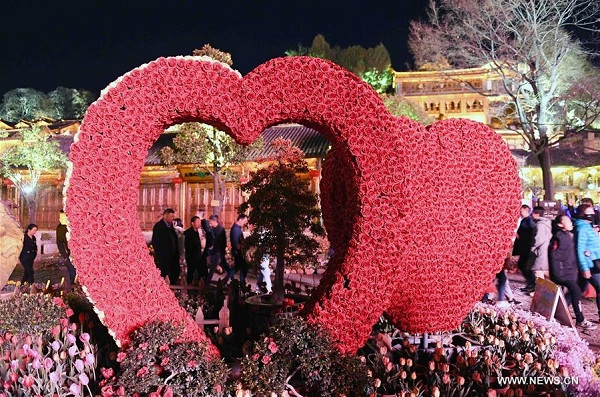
[309,170,321,178]
[3,179,13,187]
[54,178,63,186]
[172,176,183,184]
[239,177,249,184]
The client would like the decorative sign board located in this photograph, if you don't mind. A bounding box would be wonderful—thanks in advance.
[530,278,577,334]
[538,200,561,220]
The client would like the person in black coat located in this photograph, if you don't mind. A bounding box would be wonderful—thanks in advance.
[514,205,536,292]
[230,214,249,286]
[184,216,207,285]
[549,215,595,329]
[151,208,180,285]
[19,223,38,284]
[204,214,231,284]
[56,210,77,284]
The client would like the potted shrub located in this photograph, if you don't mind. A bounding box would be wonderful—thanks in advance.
[239,138,324,306]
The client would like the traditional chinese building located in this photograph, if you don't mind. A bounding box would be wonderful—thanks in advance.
[394,65,600,203]
[0,120,329,232]
[393,65,526,150]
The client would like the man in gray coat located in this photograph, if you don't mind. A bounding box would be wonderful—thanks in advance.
[529,206,553,289]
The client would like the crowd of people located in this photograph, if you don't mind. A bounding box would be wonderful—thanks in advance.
[15,207,269,291]
[18,198,599,328]
[496,199,600,330]
[150,208,270,291]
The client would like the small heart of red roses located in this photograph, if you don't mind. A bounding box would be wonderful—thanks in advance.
[65,56,520,355]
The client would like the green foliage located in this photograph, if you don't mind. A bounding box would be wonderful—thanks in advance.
[238,139,324,273]
[0,126,67,214]
[309,34,332,59]
[161,123,257,171]
[0,293,65,336]
[381,94,434,125]
[284,44,309,57]
[48,87,96,119]
[160,122,262,215]
[239,316,369,396]
[193,44,233,66]
[0,88,53,122]
[288,34,394,94]
[0,87,95,122]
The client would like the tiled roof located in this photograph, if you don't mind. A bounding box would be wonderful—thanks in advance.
[145,124,330,165]
[145,134,175,165]
[0,119,15,129]
[246,124,331,159]
[43,124,330,166]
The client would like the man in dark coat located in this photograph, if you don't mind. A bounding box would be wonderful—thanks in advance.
[514,205,536,292]
[204,214,230,284]
[56,210,77,284]
[151,208,180,285]
[550,215,595,330]
[184,216,207,285]
[230,214,249,286]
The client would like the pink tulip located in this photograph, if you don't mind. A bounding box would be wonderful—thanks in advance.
[22,375,35,388]
[43,358,53,370]
[69,383,81,396]
[75,359,84,372]
[78,373,89,386]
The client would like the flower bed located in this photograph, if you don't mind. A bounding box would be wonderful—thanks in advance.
[0,294,98,396]
[363,303,600,396]
[0,288,598,396]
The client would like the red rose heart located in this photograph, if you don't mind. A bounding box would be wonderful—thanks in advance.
[65,56,520,354]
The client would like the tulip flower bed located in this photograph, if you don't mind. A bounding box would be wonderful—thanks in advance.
[0,294,98,396]
[362,304,600,397]
[0,288,599,396]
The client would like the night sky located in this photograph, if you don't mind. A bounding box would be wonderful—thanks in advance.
[0,0,427,96]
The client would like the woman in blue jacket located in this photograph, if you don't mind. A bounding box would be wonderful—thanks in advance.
[574,204,600,321]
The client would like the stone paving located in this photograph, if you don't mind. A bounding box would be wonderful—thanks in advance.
[7,256,600,354]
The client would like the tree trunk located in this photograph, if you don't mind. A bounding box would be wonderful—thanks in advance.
[273,244,285,305]
[537,147,554,201]
[212,168,221,217]
[26,196,35,225]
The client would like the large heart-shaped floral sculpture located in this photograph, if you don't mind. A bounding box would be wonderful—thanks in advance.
[65,56,521,354]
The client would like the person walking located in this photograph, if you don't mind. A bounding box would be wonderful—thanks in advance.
[56,210,77,285]
[151,208,180,285]
[550,215,596,330]
[19,223,38,284]
[574,204,600,322]
[230,214,249,286]
[514,205,536,293]
[528,206,552,291]
[204,215,229,284]
[184,216,207,286]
